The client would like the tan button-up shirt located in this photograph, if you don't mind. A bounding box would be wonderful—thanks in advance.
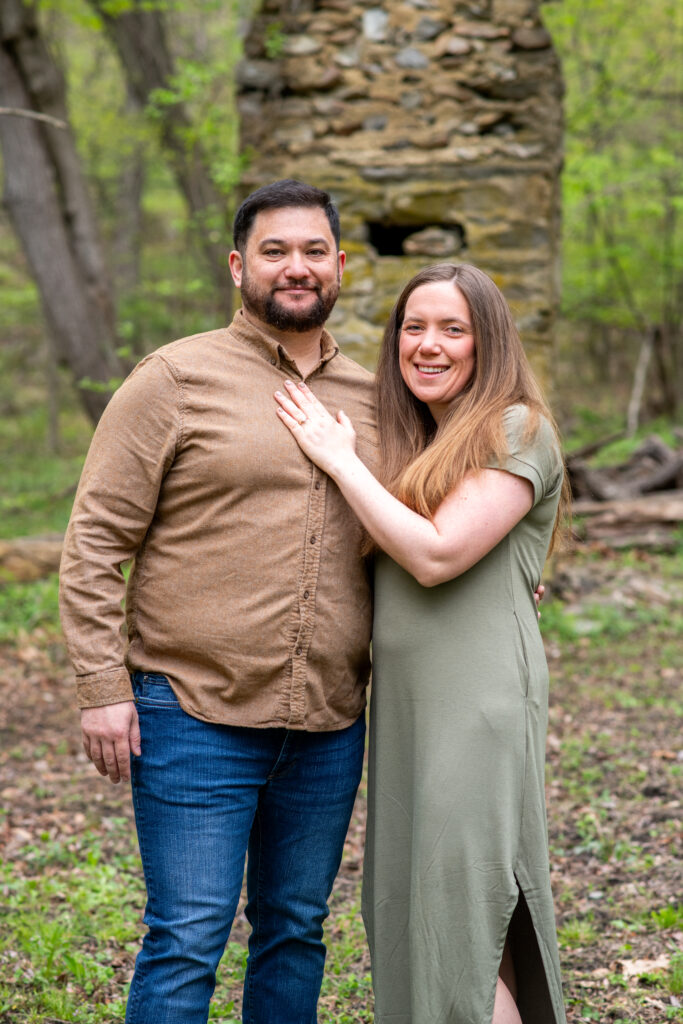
[60,311,378,730]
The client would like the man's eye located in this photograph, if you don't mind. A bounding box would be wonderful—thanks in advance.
[308,248,326,256]
[264,248,283,257]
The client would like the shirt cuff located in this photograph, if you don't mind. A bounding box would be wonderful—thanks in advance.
[76,667,134,708]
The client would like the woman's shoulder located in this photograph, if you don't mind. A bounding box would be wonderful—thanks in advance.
[500,403,563,500]
[502,403,556,447]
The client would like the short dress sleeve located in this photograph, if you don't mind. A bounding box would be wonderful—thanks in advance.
[491,404,563,508]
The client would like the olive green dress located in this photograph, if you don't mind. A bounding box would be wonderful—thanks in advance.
[363,407,567,1024]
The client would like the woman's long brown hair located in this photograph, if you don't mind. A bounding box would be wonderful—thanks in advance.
[375,263,570,550]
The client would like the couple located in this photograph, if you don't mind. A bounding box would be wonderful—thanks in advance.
[60,179,568,1024]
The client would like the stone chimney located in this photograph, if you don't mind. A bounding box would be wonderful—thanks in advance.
[237,0,563,380]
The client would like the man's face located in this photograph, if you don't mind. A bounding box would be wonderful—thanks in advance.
[229,206,345,333]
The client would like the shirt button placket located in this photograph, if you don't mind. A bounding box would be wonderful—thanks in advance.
[290,471,326,722]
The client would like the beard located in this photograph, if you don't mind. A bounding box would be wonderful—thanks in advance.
[240,269,340,332]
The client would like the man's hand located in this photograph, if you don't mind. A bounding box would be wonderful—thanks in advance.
[81,701,141,784]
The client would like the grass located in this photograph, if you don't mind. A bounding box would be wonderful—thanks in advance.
[562,408,680,460]
[1,394,681,1021]
[0,349,92,540]
[0,575,60,641]
[0,822,370,1023]
[0,826,140,1022]
[558,915,600,950]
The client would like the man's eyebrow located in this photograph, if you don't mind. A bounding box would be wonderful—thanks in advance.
[257,236,332,248]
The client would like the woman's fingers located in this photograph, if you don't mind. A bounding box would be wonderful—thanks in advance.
[286,380,332,420]
[284,379,313,414]
[276,381,336,426]
[274,389,306,424]
[294,380,327,413]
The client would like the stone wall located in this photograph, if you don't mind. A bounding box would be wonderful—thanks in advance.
[237,0,563,378]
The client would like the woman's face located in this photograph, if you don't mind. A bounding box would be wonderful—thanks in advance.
[398,281,476,424]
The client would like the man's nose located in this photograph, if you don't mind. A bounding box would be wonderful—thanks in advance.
[283,251,308,278]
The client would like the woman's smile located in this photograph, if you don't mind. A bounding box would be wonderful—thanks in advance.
[398,280,476,423]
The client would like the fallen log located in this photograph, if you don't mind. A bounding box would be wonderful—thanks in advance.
[0,534,64,582]
[565,431,627,462]
[573,489,683,524]
[567,435,683,501]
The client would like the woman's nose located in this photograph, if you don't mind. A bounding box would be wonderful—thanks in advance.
[418,330,441,353]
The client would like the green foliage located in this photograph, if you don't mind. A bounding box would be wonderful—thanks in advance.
[544,0,683,331]
[558,915,599,949]
[649,905,683,932]
[0,822,370,1023]
[669,952,683,997]
[0,352,90,538]
[563,413,680,462]
[5,0,246,367]
[0,826,142,1021]
[264,21,285,59]
[0,575,61,640]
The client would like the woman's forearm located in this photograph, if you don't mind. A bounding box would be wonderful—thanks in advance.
[326,453,449,585]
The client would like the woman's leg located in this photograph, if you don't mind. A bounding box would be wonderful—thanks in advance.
[493,940,522,1024]
[493,978,523,1024]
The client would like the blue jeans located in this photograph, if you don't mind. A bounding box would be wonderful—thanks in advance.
[125,672,365,1024]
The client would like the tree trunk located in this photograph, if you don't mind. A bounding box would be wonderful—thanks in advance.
[88,0,234,318]
[0,0,123,424]
[111,85,145,301]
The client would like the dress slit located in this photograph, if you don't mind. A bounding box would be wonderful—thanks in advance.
[507,882,559,1024]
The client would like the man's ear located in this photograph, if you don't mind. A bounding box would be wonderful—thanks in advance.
[228,250,243,287]
[337,249,346,281]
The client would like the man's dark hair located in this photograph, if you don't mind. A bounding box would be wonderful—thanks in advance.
[232,179,341,253]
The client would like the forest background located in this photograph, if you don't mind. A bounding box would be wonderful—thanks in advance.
[0,1,681,1022]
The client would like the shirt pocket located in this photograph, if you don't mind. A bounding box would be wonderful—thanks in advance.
[131,672,181,708]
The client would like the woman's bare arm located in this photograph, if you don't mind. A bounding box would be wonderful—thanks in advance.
[275,381,532,587]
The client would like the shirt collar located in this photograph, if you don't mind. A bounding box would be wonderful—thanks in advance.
[229,308,339,373]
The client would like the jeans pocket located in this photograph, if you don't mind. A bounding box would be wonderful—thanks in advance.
[132,671,181,708]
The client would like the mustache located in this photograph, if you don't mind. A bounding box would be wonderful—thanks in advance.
[274,281,319,291]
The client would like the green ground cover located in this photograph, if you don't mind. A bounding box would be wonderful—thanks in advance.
[0,539,681,1022]
[1,360,681,1021]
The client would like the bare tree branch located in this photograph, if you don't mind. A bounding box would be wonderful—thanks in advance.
[0,105,67,128]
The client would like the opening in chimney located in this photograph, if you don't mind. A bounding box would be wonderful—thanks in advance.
[366,221,467,258]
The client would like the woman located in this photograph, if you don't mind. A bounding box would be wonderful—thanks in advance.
[274,263,568,1024]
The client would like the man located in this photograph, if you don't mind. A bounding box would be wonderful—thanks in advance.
[59,180,377,1024]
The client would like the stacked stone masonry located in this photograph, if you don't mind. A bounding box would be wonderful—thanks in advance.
[238,0,563,378]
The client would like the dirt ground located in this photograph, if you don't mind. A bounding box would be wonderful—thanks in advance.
[1,547,681,1022]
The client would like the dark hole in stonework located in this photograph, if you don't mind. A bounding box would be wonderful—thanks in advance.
[366,222,467,257]
[479,115,516,137]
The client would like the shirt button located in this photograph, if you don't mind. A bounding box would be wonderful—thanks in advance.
[271,357,277,365]
[303,590,310,599]
[314,481,321,490]
[310,535,316,544]
[295,646,302,656]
